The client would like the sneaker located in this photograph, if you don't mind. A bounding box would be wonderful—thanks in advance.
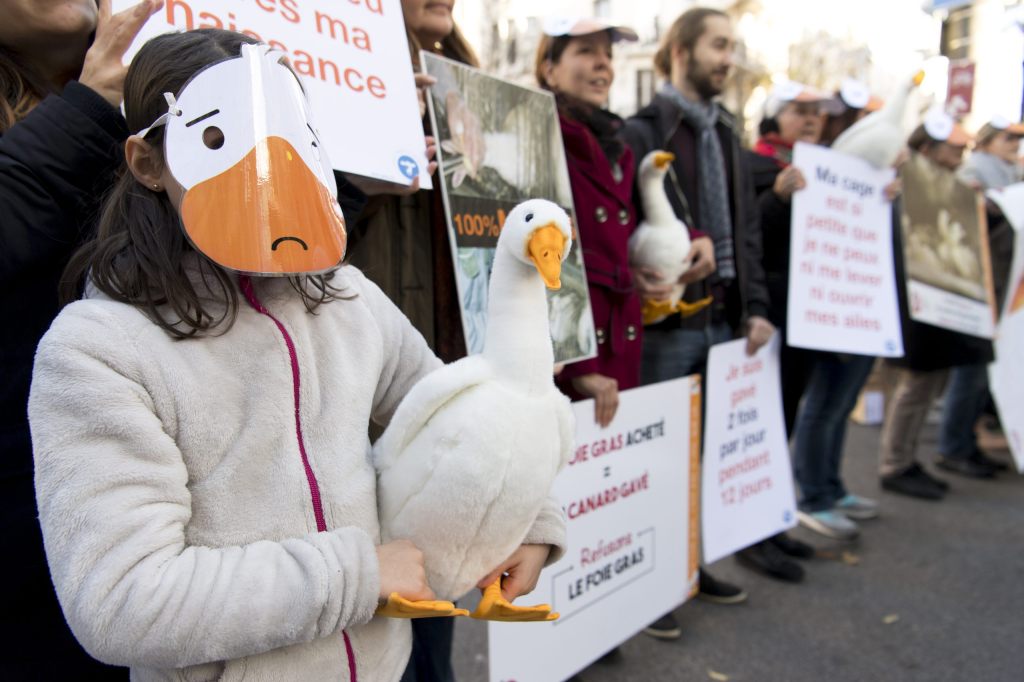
[936,455,996,479]
[643,613,682,640]
[881,465,945,500]
[768,532,815,559]
[834,493,879,520]
[697,569,748,604]
[912,464,950,491]
[797,509,859,540]
[736,541,805,583]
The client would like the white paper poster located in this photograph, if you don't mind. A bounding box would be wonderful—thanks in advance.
[787,142,903,356]
[987,183,1024,472]
[701,336,797,563]
[901,152,995,338]
[114,0,431,187]
[488,378,700,682]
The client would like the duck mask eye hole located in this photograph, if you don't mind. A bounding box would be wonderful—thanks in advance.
[202,126,225,150]
[525,213,534,222]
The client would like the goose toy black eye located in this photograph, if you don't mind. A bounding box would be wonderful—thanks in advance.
[525,213,534,222]
[202,126,225,150]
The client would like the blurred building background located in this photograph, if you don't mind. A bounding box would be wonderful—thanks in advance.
[452,0,1024,141]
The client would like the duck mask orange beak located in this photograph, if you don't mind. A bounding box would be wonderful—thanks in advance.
[141,44,346,276]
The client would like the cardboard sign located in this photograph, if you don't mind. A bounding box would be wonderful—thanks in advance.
[901,152,996,338]
[488,378,700,682]
[701,336,797,563]
[788,143,903,356]
[114,0,431,187]
[422,53,596,364]
[987,183,1024,472]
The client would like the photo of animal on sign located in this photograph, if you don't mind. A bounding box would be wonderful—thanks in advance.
[900,151,996,337]
[422,52,596,364]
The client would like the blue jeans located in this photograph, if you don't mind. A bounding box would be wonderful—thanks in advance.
[640,322,732,386]
[793,353,875,512]
[938,364,988,459]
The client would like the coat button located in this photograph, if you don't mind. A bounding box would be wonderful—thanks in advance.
[596,327,607,345]
[594,206,608,223]
[618,209,630,225]
[626,324,638,341]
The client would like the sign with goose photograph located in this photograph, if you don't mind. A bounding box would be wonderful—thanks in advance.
[422,53,597,364]
[487,377,700,682]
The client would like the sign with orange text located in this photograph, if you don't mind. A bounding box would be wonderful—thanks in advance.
[788,142,903,356]
[488,378,700,682]
[987,183,1024,472]
[701,336,797,563]
[114,0,431,187]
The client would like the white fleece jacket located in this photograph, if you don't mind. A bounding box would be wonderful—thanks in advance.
[28,266,567,682]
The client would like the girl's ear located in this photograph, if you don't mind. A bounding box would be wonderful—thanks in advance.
[125,136,166,190]
[542,59,557,91]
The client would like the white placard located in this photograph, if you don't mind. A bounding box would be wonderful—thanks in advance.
[787,142,903,356]
[488,378,700,682]
[701,336,797,563]
[114,0,431,187]
[988,183,1024,472]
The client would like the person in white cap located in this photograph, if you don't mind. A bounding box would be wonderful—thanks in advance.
[959,115,1024,190]
[820,77,883,146]
[879,110,1005,499]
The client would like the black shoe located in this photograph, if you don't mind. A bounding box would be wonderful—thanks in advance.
[936,455,996,479]
[768,532,815,559]
[596,647,622,664]
[736,541,805,583]
[969,448,1009,471]
[912,464,950,491]
[697,569,748,604]
[643,613,682,640]
[881,465,945,500]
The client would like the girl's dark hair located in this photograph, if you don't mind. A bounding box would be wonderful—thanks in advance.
[0,47,54,131]
[61,29,346,338]
[653,7,728,78]
[907,124,937,152]
[759,116,779,136]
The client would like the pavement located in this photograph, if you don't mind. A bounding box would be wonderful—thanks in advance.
[451,420,1024,682]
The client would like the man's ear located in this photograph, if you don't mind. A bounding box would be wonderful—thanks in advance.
[125,136,166,190]
[671,44,689,71]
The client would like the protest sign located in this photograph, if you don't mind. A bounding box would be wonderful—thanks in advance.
[113,0,431,187]
[701,336,797,563]
[900,152,995,338]
[488,378,700,682]
[987,183,1024,472]
[788,142,903,356]
[422,53,597,364]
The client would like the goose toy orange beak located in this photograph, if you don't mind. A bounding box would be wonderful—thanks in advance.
[527,224,567,290]
[653,151,675,169]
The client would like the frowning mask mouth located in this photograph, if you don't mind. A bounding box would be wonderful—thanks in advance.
[271,236,309,251]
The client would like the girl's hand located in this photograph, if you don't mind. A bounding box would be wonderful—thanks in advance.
[679,236,716,284]
[772,166,807,202]
[571,373,619,427]
[376,539,435,603]
[477,544,551,602]
[79,0,164,107]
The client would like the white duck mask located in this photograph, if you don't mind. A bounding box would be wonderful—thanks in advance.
[137,43,346,276]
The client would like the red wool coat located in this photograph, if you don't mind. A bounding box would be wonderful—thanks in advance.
[556,114,644,399]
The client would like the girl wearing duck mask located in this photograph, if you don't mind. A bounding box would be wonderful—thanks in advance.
[30,29,563,682]
[536,18,714,428]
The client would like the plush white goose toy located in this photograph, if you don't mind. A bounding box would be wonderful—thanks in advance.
[374,199,575,622]
[831,71,925,169]
[629,150,712,324]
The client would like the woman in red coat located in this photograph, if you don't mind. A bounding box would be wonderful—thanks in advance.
[534,18,648,427]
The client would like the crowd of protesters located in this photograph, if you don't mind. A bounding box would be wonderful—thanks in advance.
[1,0,1019,679]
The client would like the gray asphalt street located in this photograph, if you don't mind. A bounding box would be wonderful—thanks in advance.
[451,421,1024,682]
